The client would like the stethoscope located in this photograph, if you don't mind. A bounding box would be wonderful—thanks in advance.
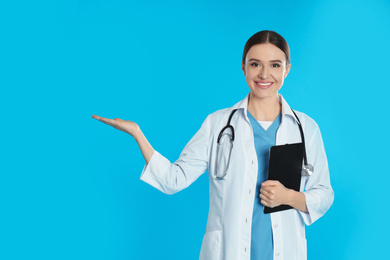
[215,108,314,179]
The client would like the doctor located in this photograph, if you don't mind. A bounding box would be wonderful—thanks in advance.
[92,30,334,260]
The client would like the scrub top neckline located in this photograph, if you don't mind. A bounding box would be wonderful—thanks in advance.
[257,120,273,131]
[247,111,282,133]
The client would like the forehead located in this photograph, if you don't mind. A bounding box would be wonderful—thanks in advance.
[246,43,286,61]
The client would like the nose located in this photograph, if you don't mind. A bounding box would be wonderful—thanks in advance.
[258,66,269,79]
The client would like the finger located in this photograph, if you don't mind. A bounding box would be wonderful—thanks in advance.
[262,192,275,202]
[261,199,271,207]
[92,115,109,122]
[92,115,115,126]
[261,180,280,187]
[259,193,269,201]
[261,187,273,195]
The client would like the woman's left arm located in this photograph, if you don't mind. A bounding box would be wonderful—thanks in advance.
[260,121,334,223]
[299,124,334,224]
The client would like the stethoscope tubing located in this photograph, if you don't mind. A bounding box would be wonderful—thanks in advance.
[216,108,314,178]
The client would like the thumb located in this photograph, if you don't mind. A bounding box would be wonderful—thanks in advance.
[262,180,280,187]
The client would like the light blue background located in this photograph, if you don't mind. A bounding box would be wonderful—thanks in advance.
[1,0,389,259]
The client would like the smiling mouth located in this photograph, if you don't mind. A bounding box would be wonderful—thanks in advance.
[255,82,273,89]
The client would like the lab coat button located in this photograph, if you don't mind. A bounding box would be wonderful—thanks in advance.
[275,252,280,257]
[274,224,278,229]
[252,160,254,165]
[246,218,248,223]
[249,189,251,194]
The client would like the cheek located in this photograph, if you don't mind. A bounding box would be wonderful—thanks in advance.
[274,71,286,81]
[246,69,257,79]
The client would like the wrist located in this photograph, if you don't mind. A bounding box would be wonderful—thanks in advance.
[286,190,309,212]
[285,188,296,206]
[131,126,143,140]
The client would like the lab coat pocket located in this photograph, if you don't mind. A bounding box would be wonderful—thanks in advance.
[199,229,222,260]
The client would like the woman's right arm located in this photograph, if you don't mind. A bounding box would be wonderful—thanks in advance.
[92,114,211,195]
[91,115,154,163]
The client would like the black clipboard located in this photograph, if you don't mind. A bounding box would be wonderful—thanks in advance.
[263,143,304,214]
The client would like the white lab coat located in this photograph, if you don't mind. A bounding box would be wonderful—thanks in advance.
[140,94,334,260]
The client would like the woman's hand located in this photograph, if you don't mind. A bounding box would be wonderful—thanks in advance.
[259,180,292,208]
[260,180,309,212]
[91,115,141,137]
[91,115,155,163]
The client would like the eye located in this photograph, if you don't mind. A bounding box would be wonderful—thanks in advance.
[271,63,281,68]
[250,62,260,67]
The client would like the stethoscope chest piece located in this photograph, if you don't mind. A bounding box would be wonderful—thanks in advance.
[302,163,314,176]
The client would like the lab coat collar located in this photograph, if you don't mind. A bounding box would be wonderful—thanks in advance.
[278,94,300,124]
[232,93,299,124]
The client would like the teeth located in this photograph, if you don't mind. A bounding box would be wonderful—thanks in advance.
[258,83,271,86]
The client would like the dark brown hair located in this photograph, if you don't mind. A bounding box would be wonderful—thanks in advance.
[242,30,290,65]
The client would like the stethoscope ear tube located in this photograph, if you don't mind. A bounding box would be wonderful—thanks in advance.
[215,109,238,179]
[217,109,238,144]
[217,125,235,143]
[291,110,314,176]
[215,108,313,179]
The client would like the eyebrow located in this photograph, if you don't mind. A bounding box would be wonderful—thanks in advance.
[248,59,283,63]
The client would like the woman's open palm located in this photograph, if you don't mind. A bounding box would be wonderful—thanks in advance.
[91,115,140,137]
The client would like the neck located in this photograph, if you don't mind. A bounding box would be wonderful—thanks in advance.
[247,93,281,121]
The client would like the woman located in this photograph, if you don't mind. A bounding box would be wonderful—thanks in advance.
[92,30,334,260]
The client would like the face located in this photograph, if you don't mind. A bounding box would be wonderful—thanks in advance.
[241,43,291,101]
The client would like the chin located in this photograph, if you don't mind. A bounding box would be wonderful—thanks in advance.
[250,89,278,100]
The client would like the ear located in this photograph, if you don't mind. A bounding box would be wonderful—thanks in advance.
[241,60,246,76]
[284,63,291,79]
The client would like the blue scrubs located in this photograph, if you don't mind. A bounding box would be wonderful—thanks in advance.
[247,111,281,260]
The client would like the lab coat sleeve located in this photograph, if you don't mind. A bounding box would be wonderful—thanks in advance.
[139,115,211,195]
[299,124,334,225]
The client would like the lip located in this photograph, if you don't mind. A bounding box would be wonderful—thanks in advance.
[255,81,274,89]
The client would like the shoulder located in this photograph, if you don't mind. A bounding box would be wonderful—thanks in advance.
[208,107,234,119]
[292,110,325,145]
[201,95,247,129]
[201,106,240,131]
[204,107,232,124]
[293,110,320,132]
